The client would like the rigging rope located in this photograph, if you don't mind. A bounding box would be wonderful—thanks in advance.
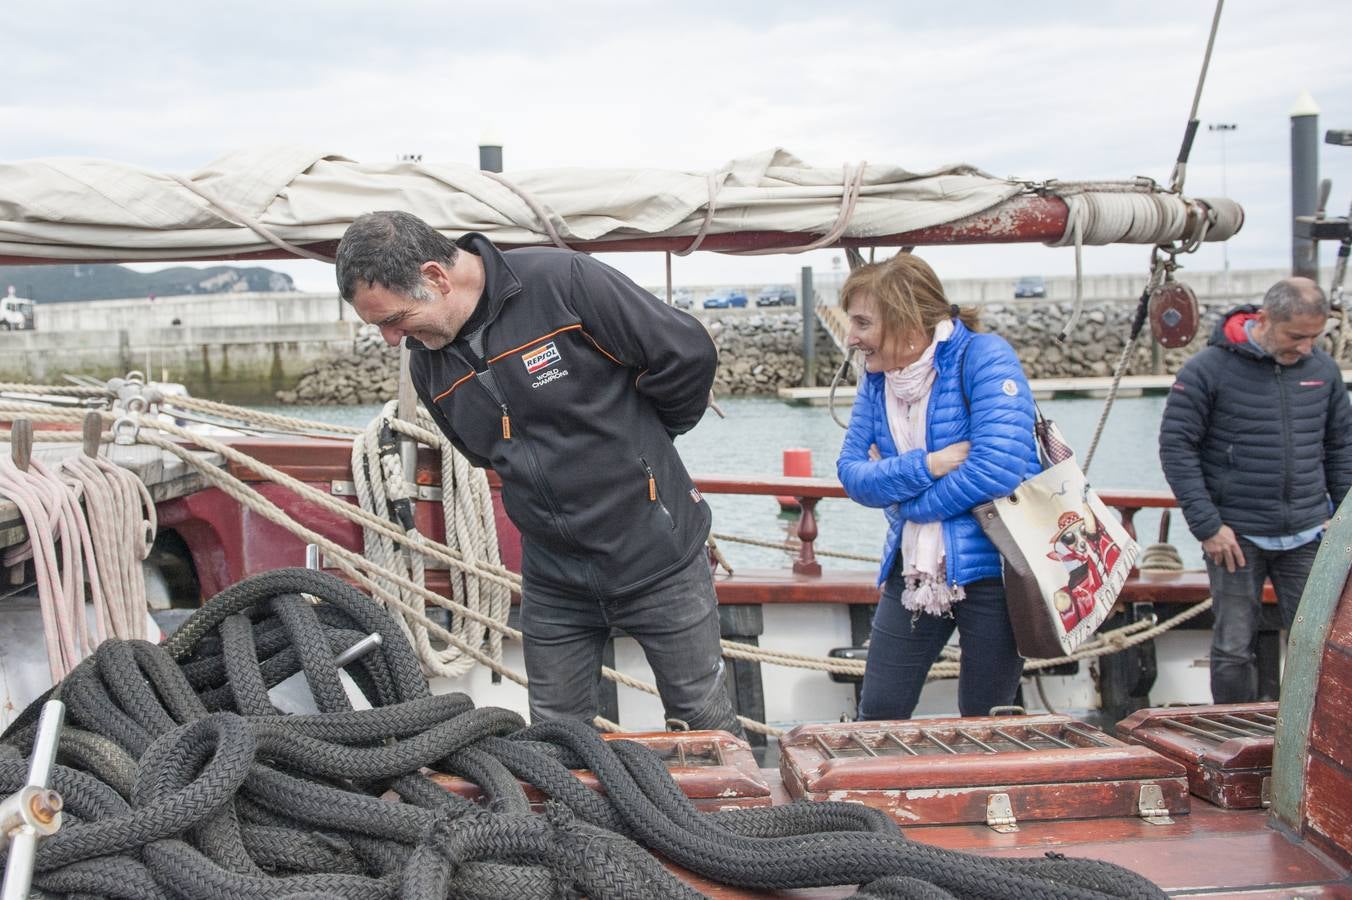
[0,393,1213,735]
[0,456,102,682]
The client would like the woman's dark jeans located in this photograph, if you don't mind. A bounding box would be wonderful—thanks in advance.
[858,566,1024,720]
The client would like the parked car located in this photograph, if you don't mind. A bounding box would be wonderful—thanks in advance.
[1014,276,1046,298]
[703,290,748,309]
[671,288,695,309]
[756,286,797,307]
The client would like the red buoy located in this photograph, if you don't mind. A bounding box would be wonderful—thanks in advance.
[778,447,812,511]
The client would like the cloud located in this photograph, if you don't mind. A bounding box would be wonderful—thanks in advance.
[7,0,1352,289]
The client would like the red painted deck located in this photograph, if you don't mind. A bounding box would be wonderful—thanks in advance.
[672,778,1349,898]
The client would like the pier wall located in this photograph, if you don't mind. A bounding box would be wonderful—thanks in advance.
[0,322,359,404]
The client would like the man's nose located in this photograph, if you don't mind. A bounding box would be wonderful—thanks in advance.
[380,326,402,346]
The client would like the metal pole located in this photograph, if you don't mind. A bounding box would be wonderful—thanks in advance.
[397,346,418,485]
[479,144,503,174]
[800,266,816,387]
[1209,123,1237,294]
[1291,92,1321,279]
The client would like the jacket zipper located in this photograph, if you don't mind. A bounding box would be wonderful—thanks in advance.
[1277,362,1293,533]
[640,456,676,531]
[451,304,578,550]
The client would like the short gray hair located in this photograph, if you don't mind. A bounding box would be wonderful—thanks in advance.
[1262,277,1329,322]
[335,211,459,303]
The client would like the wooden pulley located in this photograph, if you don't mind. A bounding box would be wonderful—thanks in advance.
[1148,275,1200,349]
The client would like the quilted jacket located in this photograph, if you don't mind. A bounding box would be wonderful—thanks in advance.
[837,321,1041,587]
[1159,304,1352,541]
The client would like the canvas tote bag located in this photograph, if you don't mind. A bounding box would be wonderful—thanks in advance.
[972,413,1140,659]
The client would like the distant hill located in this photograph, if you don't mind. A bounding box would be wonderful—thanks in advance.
[0,264,296,303]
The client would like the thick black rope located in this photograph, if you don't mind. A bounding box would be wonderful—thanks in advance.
[0,567,1167,899]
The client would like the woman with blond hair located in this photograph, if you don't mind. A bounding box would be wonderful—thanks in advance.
[836,254,1039,719]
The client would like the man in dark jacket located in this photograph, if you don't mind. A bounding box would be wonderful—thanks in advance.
[336,210,743,736]
[1160,277,1352,702]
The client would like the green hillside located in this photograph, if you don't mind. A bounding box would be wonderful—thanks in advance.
[0,264,296,303]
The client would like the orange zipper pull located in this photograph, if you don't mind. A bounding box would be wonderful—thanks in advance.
[501,414,511,440]
[648,476,657,501]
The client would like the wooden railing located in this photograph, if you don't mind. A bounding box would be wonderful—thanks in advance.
[694,474,1174,579]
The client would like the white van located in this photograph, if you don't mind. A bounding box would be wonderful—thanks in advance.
[0,286,34,331]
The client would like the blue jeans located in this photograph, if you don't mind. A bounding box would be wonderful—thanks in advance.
[520,551,744,736]
[858,566,1024,720]
[1205,535,1320,703]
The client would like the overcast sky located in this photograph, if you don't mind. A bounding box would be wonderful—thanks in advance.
[6,0,1352,294]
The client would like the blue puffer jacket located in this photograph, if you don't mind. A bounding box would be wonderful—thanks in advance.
[837,322,1041,587]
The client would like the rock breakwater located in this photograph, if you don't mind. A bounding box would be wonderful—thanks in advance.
[276,303,1350,405]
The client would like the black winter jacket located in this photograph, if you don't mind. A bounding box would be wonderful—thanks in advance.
[1159,304,1352,541]
[409,234,717,600]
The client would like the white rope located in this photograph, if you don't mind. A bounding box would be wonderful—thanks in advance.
[0,457,103,681]
[59,453,156,643]
[480,171,574,250]
[166,174,336,264]
[0,396,1221,738]
[673,173,721,257]
[729,162,867,256]
[349,401,511,679]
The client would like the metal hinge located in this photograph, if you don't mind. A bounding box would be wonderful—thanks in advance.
[330,480,443,502]
[1137,783,1174,825]
[986,793,1018,833]
[1260,776,1272,808]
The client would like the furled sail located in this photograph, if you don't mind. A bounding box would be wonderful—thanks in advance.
[0,147,1242,263]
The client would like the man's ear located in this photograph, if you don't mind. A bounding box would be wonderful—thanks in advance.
[1253,308,1271,334]
[420,260,453,297]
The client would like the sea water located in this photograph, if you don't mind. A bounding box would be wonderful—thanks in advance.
[248,394,1200,573]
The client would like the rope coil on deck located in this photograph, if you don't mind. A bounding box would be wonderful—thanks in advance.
[0,568,1168,900]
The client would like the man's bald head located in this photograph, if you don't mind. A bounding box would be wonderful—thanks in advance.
[1263,276,1328,322]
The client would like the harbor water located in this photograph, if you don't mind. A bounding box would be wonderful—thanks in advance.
[249,394,1198,573]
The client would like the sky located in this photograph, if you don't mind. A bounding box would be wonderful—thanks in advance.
[5,0,1352,294]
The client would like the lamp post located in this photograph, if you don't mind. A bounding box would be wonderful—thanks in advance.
[1209,123,1238,294]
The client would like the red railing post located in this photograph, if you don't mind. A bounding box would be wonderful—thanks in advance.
[793,496,822,576]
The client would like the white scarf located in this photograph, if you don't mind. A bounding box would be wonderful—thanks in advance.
[883,319,965,617]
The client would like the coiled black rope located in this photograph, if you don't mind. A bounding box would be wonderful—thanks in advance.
[1,567,1167,899]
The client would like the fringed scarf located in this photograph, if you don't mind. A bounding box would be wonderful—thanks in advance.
[883,318,965,617]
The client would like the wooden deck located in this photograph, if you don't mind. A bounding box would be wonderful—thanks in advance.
[674,791,1350,898]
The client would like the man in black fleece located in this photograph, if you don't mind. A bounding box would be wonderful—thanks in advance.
[1160,277,1352,702]
[336,211,743,737]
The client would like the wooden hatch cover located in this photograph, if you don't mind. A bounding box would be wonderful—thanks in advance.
[779,715,1190,831]
[429,730,770,812]
[1116,702,1277,809]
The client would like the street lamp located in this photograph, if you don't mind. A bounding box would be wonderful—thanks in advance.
[1209,123,1238,292]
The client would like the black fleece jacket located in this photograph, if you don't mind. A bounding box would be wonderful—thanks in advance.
[409,234,717,599]
[1159,304,1352,542]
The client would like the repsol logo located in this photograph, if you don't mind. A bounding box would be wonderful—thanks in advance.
[531,368,570,389]
[522,342,561,374]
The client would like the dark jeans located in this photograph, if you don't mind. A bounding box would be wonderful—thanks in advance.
[520,551,744,737]
[1205,534,1320,703]
[858,566,1024,720]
